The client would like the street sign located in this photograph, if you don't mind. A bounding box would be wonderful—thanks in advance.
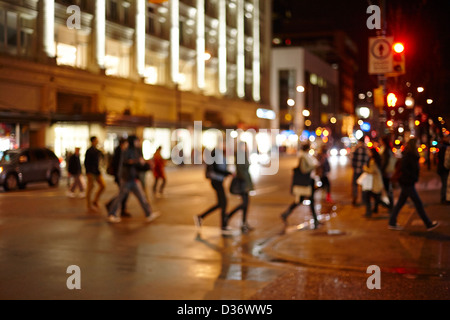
[368,36,393,75]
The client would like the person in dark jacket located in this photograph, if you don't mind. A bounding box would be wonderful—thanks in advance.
[224,142,254,234]
[67,147,84,198]
[389,138,439,231]
[106,138,131,217]
[85,136,105,212]
[107,135,159,223]
[437,135,450,204]
[194,147,232,235]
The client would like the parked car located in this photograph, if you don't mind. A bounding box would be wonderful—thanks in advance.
[0,148,61,191]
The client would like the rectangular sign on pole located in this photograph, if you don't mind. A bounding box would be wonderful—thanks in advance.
[368,36,393,75]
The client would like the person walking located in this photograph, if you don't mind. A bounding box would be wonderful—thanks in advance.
[351,137,370,206]
[225,142,255,234]
[85,136,106,212]
[67,147,85,198]
[437,135,450,204]
[388,138,440,231]
[106,138,131,218]
[152,146,167,197]
[316,145,332,203]
[362,148,384,218]
[194,147,232,235]
[281,143,321,229]
[379,135,396,209]
[107,135,160,223]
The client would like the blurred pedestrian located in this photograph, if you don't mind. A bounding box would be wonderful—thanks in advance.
[316,145,332,203]
[67,147,85,198]
[351,137,370,206]
[106,138,131,218]
[281,143,320,229]
[225,142,255,234]
[437,135,450,204]
[194,147,232,235]
[379,135,396,209]
[85,136,105,212]
[152,146,166,197]
[362,148,384,218]
[389,138,440,231]
[107,135,160,223]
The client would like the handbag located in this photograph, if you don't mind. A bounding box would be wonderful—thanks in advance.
[230,176,246,195]
[357,172,374,191]
[292,157,312,187]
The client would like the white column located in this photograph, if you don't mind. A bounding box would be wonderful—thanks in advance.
[136,0,146,77]
[170,0,180,84]
[236,0,245,98]
[252,0,261,102]
[95,0,106,68]
[43,0,55,58]
[218,0,227,94]
[196,0,205,90]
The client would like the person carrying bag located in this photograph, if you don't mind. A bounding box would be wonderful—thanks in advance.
[281,143,320,229]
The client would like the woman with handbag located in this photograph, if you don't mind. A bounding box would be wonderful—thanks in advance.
[281,143,320,229]
[225,142,255,234]
[362,148,384,218]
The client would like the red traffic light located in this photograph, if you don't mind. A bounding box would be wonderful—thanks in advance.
[393,42,404,53]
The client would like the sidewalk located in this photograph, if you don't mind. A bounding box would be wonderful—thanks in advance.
[262,167,450,276]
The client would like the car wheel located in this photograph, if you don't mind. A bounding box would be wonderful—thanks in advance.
[4,174,19,191]
[48,170,60,187]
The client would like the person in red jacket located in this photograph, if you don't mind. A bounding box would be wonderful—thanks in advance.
[152,146,166,196]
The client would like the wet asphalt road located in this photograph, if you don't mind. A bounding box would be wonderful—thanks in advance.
[0,155,449,300]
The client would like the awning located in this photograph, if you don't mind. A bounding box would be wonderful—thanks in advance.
[0,109,50,123]
[106,113,154,127]
[50,113,107,124]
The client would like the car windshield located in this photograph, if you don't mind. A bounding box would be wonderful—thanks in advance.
[0,150,20,164]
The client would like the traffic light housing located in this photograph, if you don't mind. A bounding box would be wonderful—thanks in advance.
[387,42,406,76]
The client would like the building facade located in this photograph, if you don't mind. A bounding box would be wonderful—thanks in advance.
[0,0,272,162]
[271,47,345,151]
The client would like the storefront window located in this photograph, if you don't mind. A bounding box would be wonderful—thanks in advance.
[143,128,171,160]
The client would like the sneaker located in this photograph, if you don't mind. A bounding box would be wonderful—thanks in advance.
[388,224,404,231]
[78,193,86,199]
[193,215,203,229]
[145,211,161,223]
[67,191,76,198]
[427,221,440,231]
[241,223,254,234]
[107,215,121,223]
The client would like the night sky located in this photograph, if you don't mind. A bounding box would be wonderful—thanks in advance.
[273,0,450,117]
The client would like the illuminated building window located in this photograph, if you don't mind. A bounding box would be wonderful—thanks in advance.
[105,39,131,77]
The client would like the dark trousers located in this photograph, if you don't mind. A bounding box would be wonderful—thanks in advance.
[106,180,129,215]
[389,184,433,228]
[226,193,249,225]
[363,191,381,217]
[382,176,394,209]
[199,180,227,229]
[282,180,319,226]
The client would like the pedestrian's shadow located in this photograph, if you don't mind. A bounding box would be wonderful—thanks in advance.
[406,231,450,241]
